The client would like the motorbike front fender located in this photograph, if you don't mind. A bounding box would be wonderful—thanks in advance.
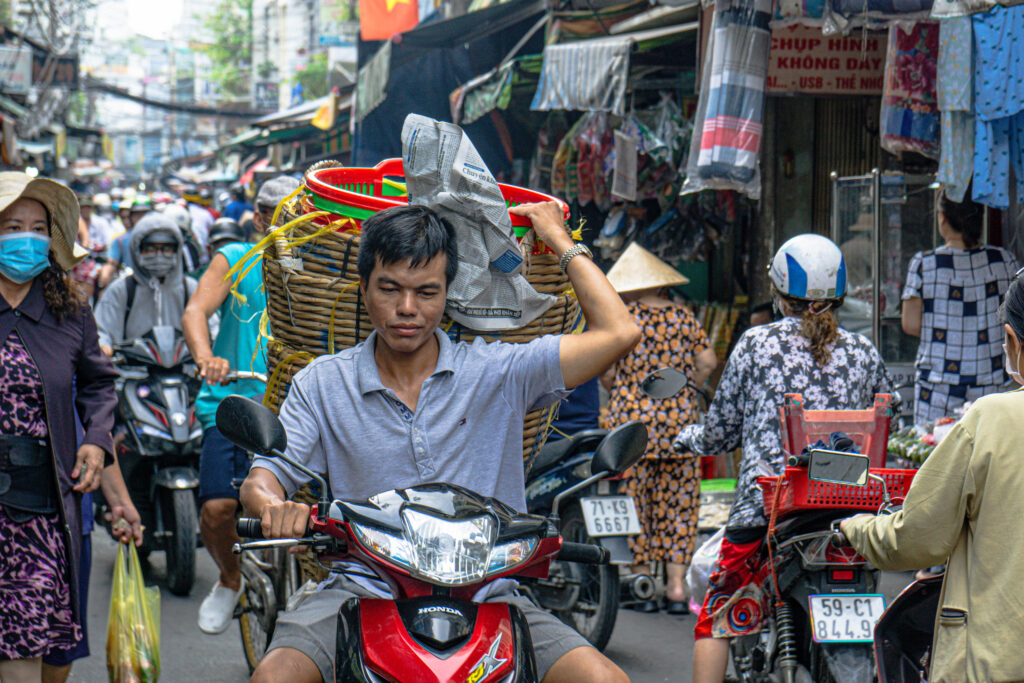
[153,466,199,490]
[338,598,538,683]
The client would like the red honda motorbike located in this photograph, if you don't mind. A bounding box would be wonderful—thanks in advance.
[217,395,647,682]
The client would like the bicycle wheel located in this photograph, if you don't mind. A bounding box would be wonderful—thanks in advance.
[239,582,274,672]
[238,551,281,674]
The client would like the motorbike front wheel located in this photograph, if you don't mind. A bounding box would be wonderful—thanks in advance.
[162,488,197,596]
[547,503,620,651]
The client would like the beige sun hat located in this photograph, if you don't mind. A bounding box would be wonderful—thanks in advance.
[606,242,690,293]
[0,172,88,270]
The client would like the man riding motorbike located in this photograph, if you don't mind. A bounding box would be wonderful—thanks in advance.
[238,202,640,683]
[94,213,198,356]
[181,178,295,636]
[673,234,895,683]
[838,274,1024,683]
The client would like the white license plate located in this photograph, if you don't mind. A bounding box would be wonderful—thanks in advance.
[808,594,886,643]
[580,496,641,537]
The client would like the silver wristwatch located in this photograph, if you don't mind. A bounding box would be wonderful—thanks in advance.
[558,243,594,274]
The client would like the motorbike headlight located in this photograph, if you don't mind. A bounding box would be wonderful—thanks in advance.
[401,509,495,586]
[487,536,538,576]
[350,523,415,570]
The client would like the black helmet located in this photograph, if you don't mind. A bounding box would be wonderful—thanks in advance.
[208,217,246,247]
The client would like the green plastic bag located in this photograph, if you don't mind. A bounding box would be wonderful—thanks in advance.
[106,541,161,683]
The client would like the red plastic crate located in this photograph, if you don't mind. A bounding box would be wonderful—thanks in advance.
[779,393,893,468]
[759,466,916,518]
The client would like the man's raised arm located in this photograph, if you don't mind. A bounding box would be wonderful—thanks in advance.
[510,202,640,390]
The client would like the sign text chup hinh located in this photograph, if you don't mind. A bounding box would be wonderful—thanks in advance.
[768,25,887,95]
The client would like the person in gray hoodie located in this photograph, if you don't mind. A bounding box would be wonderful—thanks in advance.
[95,212,198,355]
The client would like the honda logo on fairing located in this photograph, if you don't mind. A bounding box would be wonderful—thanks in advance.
[466,633,507,683]
[418,605,463,617]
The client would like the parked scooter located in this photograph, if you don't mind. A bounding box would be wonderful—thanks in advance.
[522,429,648,651]
[218,395,648,682]
[99,324,203,595]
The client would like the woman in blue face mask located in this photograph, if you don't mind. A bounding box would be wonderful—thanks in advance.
[0,173,142,683]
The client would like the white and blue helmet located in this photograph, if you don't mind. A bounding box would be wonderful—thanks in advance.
[769,234,847,301]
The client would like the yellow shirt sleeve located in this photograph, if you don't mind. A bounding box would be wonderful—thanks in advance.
[843,418,976,572]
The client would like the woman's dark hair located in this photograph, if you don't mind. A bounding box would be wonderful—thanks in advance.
[939,187,984,249]
[775,286,844,366]
[40,253,84,322]
[1001,277,1024,341]
[357,205,458,285]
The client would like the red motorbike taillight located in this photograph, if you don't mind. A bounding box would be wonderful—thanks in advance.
[830,569,855,582]
[825,544,863,565]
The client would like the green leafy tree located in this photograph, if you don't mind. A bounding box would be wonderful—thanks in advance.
[199,0,253,102]
[293,52,328,101]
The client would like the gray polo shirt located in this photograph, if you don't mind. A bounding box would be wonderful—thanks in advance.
[252,329,567,511]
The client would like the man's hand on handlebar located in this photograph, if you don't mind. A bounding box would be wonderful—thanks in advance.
[259,500,311,539]
[198,355,231,385]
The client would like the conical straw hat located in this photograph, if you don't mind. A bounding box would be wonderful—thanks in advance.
[606,242,689,293]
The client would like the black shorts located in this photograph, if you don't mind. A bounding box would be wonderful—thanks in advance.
[198,426,250,505]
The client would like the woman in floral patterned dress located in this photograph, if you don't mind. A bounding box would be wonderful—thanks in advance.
[600,243,719,614]
[676,235,893,683]
[0,173,136,683]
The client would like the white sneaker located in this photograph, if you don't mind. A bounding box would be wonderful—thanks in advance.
[197,579,245,634]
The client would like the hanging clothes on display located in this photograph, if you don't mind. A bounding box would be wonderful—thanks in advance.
[971,4,1024,209]
[681,0,772,200]
[880,21,941,159]
[937,17,974,202]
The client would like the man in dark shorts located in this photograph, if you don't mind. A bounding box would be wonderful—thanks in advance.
[240,202,640,682]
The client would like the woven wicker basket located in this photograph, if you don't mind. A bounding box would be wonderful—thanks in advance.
[259,198,581,583]
[261,200,582,439]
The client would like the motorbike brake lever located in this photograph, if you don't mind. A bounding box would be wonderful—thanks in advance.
[232,533,340,556]
[232,537,313,554]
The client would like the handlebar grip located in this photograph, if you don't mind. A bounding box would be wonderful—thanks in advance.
[237,518,265,539]
[558,542,610,565]
[788,453,810,467]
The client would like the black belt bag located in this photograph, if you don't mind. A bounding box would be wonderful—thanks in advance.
[0,434,60,521]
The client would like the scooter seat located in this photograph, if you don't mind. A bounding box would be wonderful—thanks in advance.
[529,429,609,478]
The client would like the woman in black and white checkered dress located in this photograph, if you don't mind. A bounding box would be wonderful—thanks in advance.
[901,189,1019,427]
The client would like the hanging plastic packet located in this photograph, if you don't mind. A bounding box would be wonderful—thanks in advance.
[401,114,556,331]
[106,540,161,683]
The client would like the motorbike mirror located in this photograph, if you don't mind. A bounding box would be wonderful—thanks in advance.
[640,367,687,400]
[216,395,288,455]
[591,421,648,476]
[807,449,870,487]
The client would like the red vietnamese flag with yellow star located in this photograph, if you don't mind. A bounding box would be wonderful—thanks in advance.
[359,0,419,40]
